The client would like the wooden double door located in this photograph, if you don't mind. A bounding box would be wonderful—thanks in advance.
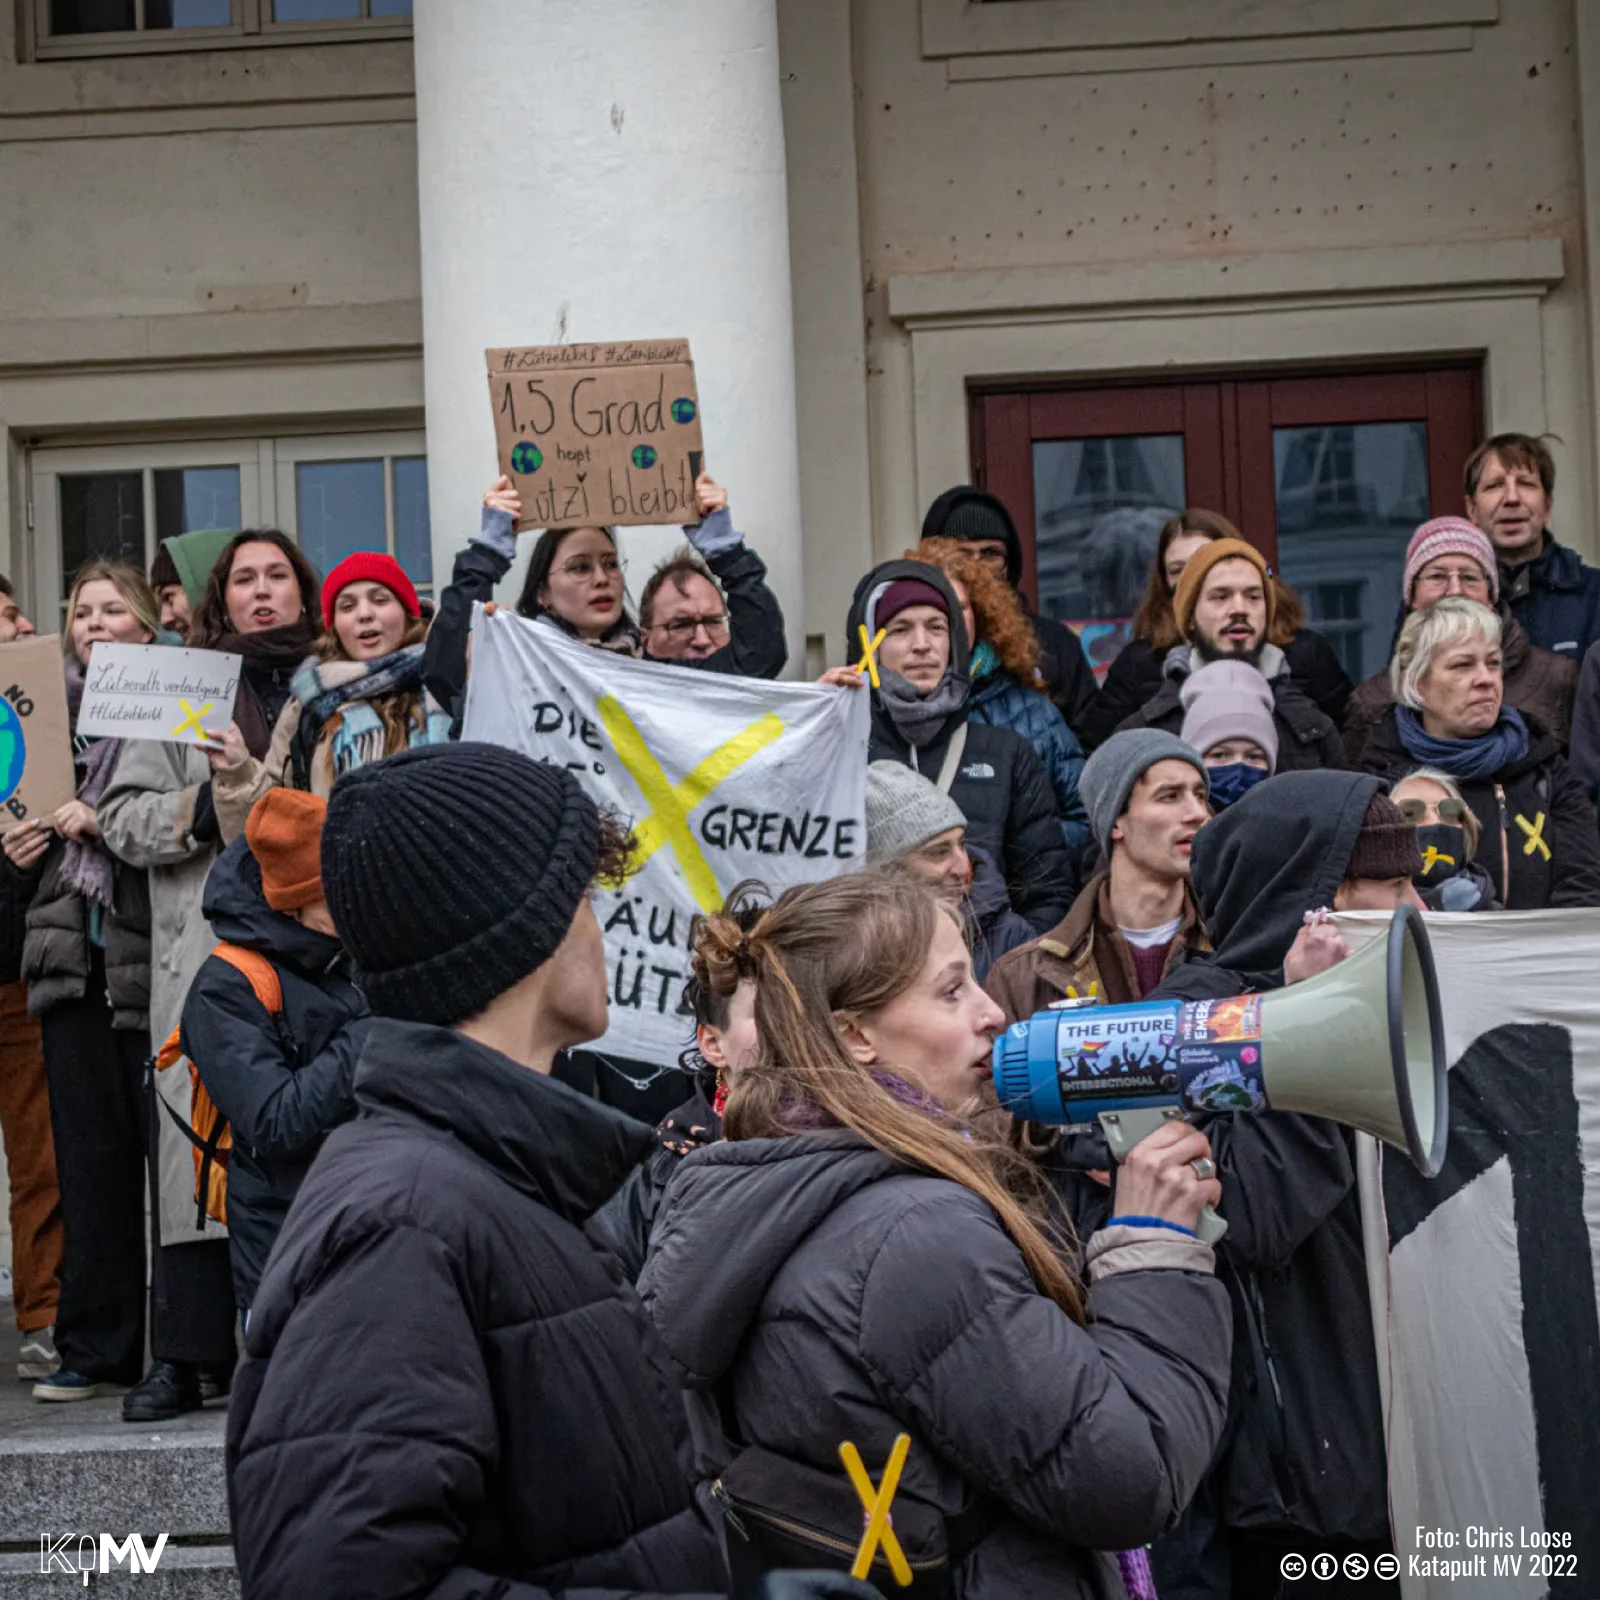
[970,364,1482,684]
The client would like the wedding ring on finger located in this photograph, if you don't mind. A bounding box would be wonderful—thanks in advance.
[1190,1157,1217,1182]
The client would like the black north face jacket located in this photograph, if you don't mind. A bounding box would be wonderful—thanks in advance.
[227,1020,723,1600]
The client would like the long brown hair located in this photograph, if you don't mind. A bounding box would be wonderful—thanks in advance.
[313,612,432,760]
[909,538,1042,687]
[189,530,322,649]
[698,870,1084,1322]
[1132,509,1303,651]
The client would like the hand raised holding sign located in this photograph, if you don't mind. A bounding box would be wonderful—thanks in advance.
[204,722,250,773]
[693,472,727,520]
[483,475,523,523]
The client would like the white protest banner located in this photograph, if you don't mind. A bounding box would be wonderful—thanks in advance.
[76,643,241,746]
[462,608,870,1064]
[1336,910,1600,1598]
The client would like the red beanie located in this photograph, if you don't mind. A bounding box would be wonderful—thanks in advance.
[321,551,422,630]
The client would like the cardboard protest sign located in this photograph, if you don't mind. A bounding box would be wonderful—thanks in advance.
[0,636,77,833]
[486,340,703,531]
[76,643,241,747]
[463,608,869,1064]
[1336,910,1600,1598]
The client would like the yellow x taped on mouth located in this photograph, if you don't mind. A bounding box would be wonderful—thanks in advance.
[597,694,785,915]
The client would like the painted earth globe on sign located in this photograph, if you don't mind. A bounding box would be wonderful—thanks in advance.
[632,445,658,469]
[510,441,543,475]
[0,698,26,804]
[670,398,697,425]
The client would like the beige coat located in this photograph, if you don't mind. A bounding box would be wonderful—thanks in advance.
[97,739,226,1247]
[211,697,312,844]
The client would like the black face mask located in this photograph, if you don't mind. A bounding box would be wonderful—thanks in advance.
[1414,824,1468,887]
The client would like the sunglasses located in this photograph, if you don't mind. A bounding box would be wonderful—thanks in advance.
[1396,796,1469,824]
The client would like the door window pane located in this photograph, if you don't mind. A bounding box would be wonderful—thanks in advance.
[392,457,431,589]
[272,0,360,17]
[1273,423,1429,685]
[146,0,232,24]
[152,467,241,542]
[59,474,145,596]
[1032,436,1183,674]
[50,0,136,30]
[369,0,411,13]
[295,460,384,579]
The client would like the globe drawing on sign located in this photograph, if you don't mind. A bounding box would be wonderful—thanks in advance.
[510,441,543,475]
[632,445,659,470]
[0,698,26,805]
[670,398,697,425]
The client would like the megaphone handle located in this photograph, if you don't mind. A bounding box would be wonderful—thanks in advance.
[1097,1107,1229,1246]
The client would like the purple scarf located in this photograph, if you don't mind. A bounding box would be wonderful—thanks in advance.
[61,656,121,910]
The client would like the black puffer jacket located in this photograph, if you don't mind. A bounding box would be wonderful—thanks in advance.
[1084,629,1352,752]
[228,1020,723,1600]
[640,1131,1231,1600]
[1357,707,1600,909]
[847,560,1075,932]
[1116,644,1347,772]
[181,837,368,1310]
[1151,771,1398,1548]
[11,837,150,1028]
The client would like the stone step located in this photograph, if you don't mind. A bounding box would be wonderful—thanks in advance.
[0,1543,238,1597]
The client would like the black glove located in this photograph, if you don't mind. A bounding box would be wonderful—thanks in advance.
[737,1573,886,1600]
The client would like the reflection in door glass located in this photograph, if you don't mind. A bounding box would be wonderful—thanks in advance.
[1273,423,1429,684]
[59,474,144,597]
[153,468,241,543]
[296,460,386,580]
[392,458,432,590]
[1032,436,1183,678]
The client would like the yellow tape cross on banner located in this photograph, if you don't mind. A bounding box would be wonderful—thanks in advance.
[841,1433,913,1588]
[170,699,214,740]
[596,694,785,916]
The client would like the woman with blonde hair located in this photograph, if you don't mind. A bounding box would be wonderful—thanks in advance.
[1357,596,1600,907]
[913,538,1088,861]
[3,562,161,1400]
[1390,767,1497,911]
[640,869,1230,1600]
[1082,508,1351,748]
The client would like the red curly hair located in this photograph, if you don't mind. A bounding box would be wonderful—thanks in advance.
[909,538,1043,689]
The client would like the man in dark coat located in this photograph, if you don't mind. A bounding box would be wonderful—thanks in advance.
[226,745,726,1600]
[921,485,1099,739]
[1465,432,1600,662]
[1120,538,1346,771]
[1150,771,1424,1597]
[181,793,367,1318]
[839,559,1075,932]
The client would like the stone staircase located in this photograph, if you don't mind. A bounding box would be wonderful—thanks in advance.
[0,1375,238,1597]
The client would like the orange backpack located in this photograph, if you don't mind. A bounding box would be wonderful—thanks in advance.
[154,943,285,1230]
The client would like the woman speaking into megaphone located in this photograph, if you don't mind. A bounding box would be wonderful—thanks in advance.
[638,868,1230,1600]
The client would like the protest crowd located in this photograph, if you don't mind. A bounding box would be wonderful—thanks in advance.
[0,424,1597,1600]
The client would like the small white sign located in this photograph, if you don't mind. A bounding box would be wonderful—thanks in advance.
[77,643,242,746]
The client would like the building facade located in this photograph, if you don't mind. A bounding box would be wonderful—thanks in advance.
[1,0,1596,679]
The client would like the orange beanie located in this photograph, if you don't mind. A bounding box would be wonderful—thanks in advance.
[1170,537,1276,638]
[246,789,328,912]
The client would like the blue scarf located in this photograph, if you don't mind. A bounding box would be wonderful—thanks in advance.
[1394,704,1530,781]
[292,645,452,778]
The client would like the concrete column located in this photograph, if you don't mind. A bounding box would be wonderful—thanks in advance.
[412,0,805,663]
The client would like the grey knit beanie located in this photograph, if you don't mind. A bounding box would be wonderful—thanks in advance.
[865,761,967,866]
[1080,729,1207,855]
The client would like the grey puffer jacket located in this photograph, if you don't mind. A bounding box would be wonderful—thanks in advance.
[13,840,150,1028]
[640,1131,1231,1600]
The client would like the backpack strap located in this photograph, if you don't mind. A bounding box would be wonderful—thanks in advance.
[211,943,284,1015]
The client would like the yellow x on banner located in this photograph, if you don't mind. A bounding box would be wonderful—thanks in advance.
[841,1433,913,1587]
[170,699,214,740]
[597,694,785,915]
[1515,811,1551,861]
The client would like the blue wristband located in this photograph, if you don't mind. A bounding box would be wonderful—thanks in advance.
[1105,1215,1198,1238]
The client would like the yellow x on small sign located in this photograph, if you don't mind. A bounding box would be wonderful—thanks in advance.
[1516,811,1551,861]
[597,694,785,915]
[170,699,214,741]
[841,1433,913,1587]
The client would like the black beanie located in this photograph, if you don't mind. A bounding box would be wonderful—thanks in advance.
[920,487,1022,585]
[321,743,600,1025]
[149,543,180,592]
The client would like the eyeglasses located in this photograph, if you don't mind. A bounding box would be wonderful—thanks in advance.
[1396,796,1469,824]
[1413,566,1491,595]
[652,612,729,639]
[557,555,623,580]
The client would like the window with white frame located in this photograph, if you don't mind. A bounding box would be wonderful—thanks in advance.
[28,432,431,622]
[30,0,410,60]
